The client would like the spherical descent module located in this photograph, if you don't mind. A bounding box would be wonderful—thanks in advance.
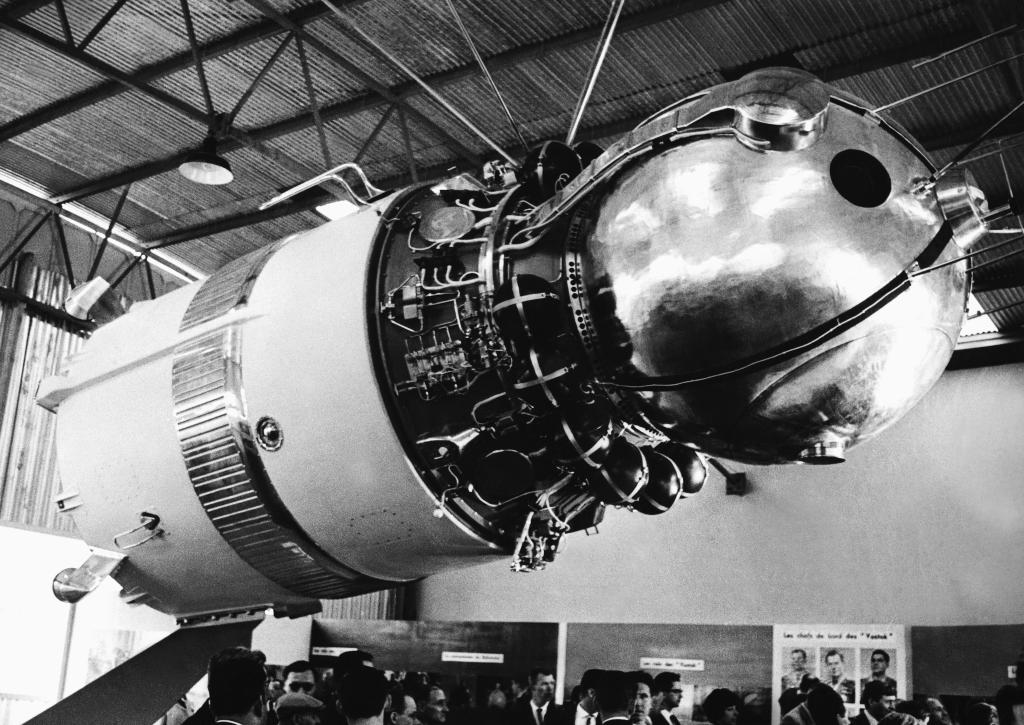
[37,68,984,618]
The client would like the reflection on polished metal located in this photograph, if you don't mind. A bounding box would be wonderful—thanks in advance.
[730,67,831,151]
[935,168,990,249]
[574,68,977,464]
[51,550,125,604]
[38,68,986,618]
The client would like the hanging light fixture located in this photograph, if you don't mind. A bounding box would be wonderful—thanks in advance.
[64,277,111,320]
[178,134,233,185]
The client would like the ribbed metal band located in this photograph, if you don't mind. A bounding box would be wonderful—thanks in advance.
[172,246,381,598]
[180,243,280,331]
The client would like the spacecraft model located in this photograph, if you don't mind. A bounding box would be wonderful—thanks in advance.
[38,68,987,621]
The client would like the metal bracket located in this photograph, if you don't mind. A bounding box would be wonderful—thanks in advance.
[113,511,163,549]
[52,548,126,603]
[54,488,83,513]
[258,162,385,211]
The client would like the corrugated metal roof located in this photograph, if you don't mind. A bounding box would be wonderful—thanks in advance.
[2,0,1024,341]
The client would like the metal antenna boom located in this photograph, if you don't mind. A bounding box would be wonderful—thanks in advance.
[319,0,518,167]
[445,0,528,154]
[565,0,626,147]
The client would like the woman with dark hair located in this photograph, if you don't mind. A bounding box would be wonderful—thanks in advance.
[703,689,741,725]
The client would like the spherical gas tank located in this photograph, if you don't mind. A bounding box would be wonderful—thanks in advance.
[579,68,972,464]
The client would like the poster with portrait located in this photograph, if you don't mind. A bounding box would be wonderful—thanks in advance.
[771,625,907,725]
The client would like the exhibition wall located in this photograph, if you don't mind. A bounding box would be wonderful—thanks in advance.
[415,363,1024,626]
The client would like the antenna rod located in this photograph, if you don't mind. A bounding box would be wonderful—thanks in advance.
[912,23,1020,69]
[565,0,626,147]
[874,50,1024,113]
[319,0,518,167]
[933,97,1024,180]
[445,0,528,154]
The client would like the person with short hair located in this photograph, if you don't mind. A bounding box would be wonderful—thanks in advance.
[922,698,951,725]
[893,700,926,725]
[340,668,390,725]
[965,703,999,725]
[784,651,812,692]
[207,646,268,725]
[513,668,564,725]
[321,650,376,725]
[703,689,741,725]
[852,682,896,725]
[573,670,604,725]
[415,683,450,725]
[806,686,850,725]
[386,685,421,725]
[284,661,318,696]
[859,652,897,702]
[823,651,856,704]
[651,673,682,725]
[627,672,654,725]
[595,671,633,725]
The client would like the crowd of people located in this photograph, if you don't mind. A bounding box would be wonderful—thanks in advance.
[156,646,1024,725]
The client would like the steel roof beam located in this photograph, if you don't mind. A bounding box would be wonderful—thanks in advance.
[242,0,481,165]
[2,0,55,20]
[40,2,984,209]
[46,0,733,203]
[0,16,212,127]
[0,2,335,143]
[49,2,976,205]
[142,97,1024,253]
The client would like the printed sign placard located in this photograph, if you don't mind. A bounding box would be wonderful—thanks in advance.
[639,657,705,671]
[311,646,357,657]
[772,625,907,725]
[441,651,505,664]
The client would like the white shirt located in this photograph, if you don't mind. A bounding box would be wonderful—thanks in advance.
[534,702,550,725]
[576,704,597,725]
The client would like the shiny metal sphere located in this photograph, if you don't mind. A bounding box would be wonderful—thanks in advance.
[581,71,971,464]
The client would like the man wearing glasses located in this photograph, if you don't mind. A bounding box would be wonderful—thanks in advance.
[650,673,683,725]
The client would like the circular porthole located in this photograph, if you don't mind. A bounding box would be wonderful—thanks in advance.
[830,149,891,207]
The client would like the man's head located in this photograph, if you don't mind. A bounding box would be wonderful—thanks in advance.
[965,703,999,725]
[579,669,605,714]
[208,646,267,723]
[333,650,375,682]
[653,672,682,710]
[790,650,808,671]
[386,686,420,725]
[925,698,950,725]
[277,692,325,725]
[284,660,317,696]
[339,667,390,724]
[869,651,890,676]
[824,651,845,681]
[595,670,632,719]
[863,681,895,720]
[894,699,926,725]
[807,685,848,725]
[416,684,449,725]
[530,668,556,707]
[703,689,740,725]
[628,672,653,724]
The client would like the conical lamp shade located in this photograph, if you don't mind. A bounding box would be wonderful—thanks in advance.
[178,136,233,185]
[64,277,111,320]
